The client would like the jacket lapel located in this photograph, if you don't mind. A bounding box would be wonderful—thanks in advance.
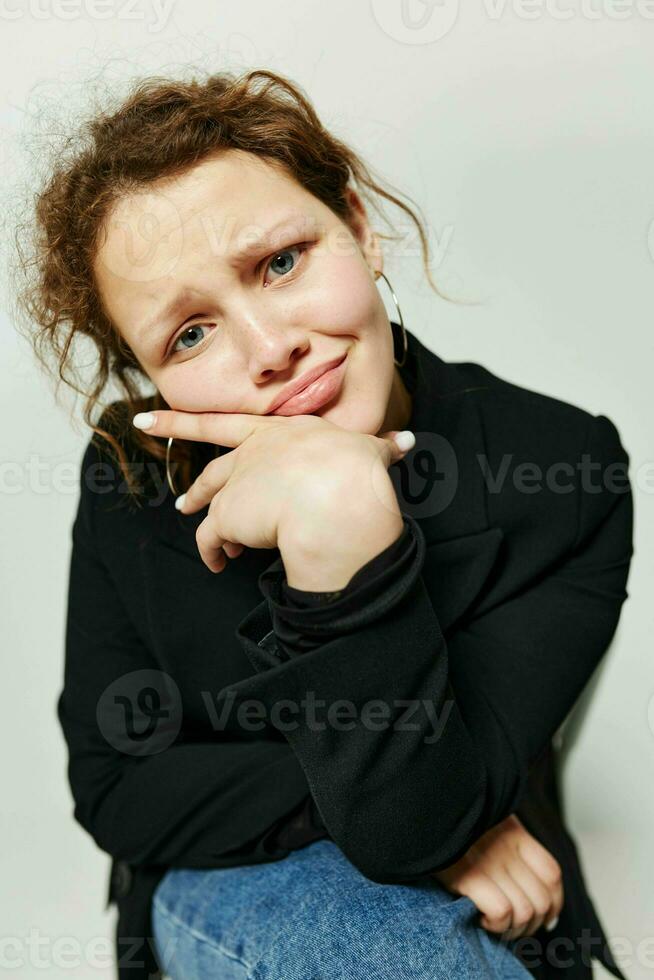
[423,527,504,634]
[389,327,504,632]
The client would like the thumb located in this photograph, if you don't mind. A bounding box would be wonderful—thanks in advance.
[379,429,415,465]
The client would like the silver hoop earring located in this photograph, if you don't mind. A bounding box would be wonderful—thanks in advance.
[375,270,407,368]
[165,437,178,497]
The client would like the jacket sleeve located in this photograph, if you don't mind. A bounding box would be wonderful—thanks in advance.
[222,413,634,884]
[262,522,415,845]
[266,516,416,657]
[57,440,312,869]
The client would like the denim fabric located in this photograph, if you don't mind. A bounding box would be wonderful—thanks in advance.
[152,839,533,980]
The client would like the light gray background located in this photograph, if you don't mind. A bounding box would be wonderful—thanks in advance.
[1,2,652,977]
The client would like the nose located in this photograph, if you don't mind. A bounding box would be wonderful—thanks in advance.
[246,324,311,384]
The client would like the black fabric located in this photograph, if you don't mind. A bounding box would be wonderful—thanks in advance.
[59,326,633,980]
[262,523,413,852]
[265,515,417,657]
[263,792,329,852]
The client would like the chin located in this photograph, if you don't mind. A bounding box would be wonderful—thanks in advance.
[315,400,384,436]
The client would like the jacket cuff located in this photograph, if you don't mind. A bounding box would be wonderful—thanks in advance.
[280,517,413,607]
[255,514,425,659]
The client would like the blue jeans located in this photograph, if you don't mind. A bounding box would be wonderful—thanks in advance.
[151,839,533,979]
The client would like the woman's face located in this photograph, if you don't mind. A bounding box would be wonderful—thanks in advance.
[93,149,411,436]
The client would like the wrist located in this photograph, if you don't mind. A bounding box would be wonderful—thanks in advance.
[281,507,405,592]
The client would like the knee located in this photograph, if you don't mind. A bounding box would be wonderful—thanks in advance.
[249,878,478,979]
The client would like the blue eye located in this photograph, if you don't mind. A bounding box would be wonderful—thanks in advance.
[170,323,211,355]
[166,243,311,360]
[265,244,305,283]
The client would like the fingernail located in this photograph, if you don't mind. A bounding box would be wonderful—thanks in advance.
[132,412,155,430]
[394,430,415,453]
[545,916,559,932]
[174,493,187,511]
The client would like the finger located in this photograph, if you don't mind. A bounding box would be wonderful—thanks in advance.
[516,836,565,926]
[487,871,536,941]
[132,409,274,449]
[222,541,245,559]
[436,870,513,935]
[377,429,416,467]
[195,510,230,573]
[501,860,555,937]
[175,453,238,515]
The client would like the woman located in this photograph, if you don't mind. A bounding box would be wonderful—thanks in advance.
[15,70,633,979]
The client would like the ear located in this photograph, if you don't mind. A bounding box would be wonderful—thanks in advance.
[343,186,384,280]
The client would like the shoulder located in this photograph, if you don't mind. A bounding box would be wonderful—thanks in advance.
[445,359,632,566]
[78,395,161,517]
[452,358,629,468]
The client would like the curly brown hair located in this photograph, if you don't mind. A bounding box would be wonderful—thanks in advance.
[11,68,451,506]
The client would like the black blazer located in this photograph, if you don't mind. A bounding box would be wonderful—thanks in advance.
[58,327,633,980]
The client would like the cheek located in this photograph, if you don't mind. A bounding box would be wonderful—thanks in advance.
[307,259,378,333]
[154,366,238,413]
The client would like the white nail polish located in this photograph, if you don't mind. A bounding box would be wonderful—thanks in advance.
[174,493,186,511]
[395,430,416,453]
[132,412,155,429]
[545,916,559,932]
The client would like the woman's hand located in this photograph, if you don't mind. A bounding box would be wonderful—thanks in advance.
[132,410,413,587]
[430,814,564,940]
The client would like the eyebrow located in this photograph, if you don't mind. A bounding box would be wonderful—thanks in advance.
[136,216,315,351]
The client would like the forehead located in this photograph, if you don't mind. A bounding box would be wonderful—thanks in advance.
[92,150,329,340]
[95,150,315,275]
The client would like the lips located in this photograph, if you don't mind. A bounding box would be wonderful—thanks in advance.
[265,353,348,415]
